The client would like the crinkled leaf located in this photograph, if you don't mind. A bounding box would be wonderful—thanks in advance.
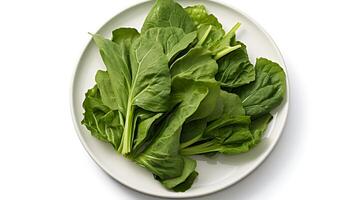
[81,86,123,150]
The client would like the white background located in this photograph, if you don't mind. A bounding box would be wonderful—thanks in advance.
[0,0,356,199]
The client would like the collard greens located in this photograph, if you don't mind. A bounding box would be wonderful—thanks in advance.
[81,0,286,192]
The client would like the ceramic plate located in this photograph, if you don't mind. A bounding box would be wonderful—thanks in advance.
[71,0,289,198]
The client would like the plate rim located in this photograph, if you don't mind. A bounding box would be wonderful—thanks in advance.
[70,0,290,198]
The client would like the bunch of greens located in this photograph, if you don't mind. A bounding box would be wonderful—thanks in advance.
[82,0,286,192]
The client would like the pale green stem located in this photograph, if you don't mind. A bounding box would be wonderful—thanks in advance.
[197,25,212,46]
[120,102,134,155]
[226,22,241,37]
[214,45,241,60]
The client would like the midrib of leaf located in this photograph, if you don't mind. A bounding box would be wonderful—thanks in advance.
[197,25,212,46]
[92,113,103,137]
[241,78,272,105]
[121,43,156,155]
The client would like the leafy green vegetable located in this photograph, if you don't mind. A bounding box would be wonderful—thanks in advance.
[170,48,217,80]
[171,171,198,192]
[250,113,273,145]
[236,58,286,117]
[141,27,197,63]
[180,119,207,149]
[210,22,242,60]
[180,116,252,155]
[82,86,123,149]
[185,5,222,28]
[133,112,162,150]
[216,42,255,88]
[81,0,287,192]
[111,28,140,67]
[142,0,195,33]
[95,70,121,112]
[170,48,220,121]
[185,5,225,47]
[161,157,198,191]
[196,24,225,48]
[180,91,252,155]
[92,34,171,154]
[135,78,208,180]
[218,113,273,154]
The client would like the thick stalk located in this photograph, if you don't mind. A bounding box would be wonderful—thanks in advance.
[197,25,212,46]
[214,45,241,60]
[120,102,134,155]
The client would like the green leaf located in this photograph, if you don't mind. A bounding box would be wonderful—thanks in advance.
[180,91,252,155]
[185,5,225,47]
[95,70,118,111]
[81,86,123,149]
[180,119,207,149]
[250,113,273,145]
[210,22,242,60]
[204,116,251,141]
[136,78,208,180]
[236,58,286,117]
[141,27,197,62]
[185,5,242,59]
[92,34,171,154]
[219,90,246,116]
[128,36,171,112]
[189,81,220,121]
[142,0,195,34]
[216,42,255,88]
[185,5,222,28]
[219,113,273,154]
[92,35,131,115]
[205,94,224,122]
[180,123,252,156]
[111,28,140,67]
[133,112,162,151]
[200,90,247,135]
[170,48,220,121]
[170,47,217,80]
[196,24,225,48]
[172,171,198,192]
[161,157,197,191]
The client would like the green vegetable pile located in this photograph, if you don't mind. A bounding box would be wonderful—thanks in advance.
[82,0,286,192]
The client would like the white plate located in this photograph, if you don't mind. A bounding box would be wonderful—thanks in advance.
[71,0,290,198]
